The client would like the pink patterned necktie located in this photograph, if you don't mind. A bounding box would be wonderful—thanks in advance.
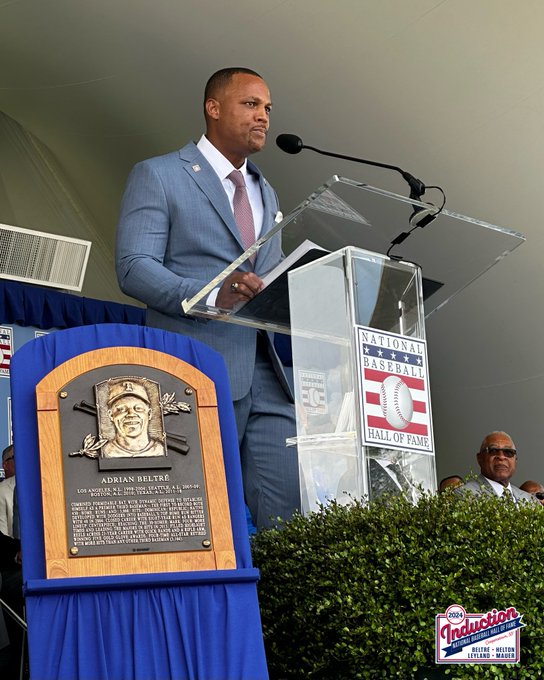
[228,169,256,263]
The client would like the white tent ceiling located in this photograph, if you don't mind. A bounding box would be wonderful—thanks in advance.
[1,0,544,482]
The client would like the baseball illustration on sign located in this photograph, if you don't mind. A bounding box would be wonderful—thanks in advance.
[379,375,413,429]
[357,326,434,454]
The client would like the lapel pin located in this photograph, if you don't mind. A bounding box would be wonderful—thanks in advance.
[192,164,201,172]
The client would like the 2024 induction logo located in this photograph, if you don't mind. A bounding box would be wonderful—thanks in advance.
[435,604,524,663]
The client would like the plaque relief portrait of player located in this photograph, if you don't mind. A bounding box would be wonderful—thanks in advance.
[96,378,166,458]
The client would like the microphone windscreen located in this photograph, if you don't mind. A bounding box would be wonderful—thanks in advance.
[276,133,304,154]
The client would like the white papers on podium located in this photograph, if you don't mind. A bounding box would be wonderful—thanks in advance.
[233,240,328,326]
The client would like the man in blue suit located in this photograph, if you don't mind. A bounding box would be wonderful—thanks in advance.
[116,67,300,529]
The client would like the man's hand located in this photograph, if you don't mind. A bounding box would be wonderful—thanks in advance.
[216,272,264,309]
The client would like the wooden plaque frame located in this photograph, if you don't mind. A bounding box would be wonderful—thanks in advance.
[36,347,235,579]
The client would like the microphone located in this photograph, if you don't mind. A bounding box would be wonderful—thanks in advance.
[276,133,304,155]
[276,133,426,201]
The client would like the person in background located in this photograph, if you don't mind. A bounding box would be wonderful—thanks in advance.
[520,480,544,506]
[0,528,23,679]
[0,446,15,536]
[438,475,463,492]
[455,431,538,504]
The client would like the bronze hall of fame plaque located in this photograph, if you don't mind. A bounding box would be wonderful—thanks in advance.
[59,365,210,558]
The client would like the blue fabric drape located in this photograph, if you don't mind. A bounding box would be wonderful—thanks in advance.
[0,279,145,329]
[11,323,268,680]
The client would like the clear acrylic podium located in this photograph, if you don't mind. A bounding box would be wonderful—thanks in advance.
[182,176,525,512]
[288,246,431,512]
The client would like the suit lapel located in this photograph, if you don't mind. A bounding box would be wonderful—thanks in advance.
[178,144,243,248]
[178,144,278,268]
[478,475,496,495]
[510,486,525,503]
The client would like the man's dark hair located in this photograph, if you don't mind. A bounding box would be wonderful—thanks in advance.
[2,444,13,462]
[204,67,263,104]
[438,474,463,492]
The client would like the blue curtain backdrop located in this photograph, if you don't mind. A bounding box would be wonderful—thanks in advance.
[5,280,268,680]
[0,279,145,329]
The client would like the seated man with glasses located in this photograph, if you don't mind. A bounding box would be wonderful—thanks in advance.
[455,431,538,504]
[520,480,544,506]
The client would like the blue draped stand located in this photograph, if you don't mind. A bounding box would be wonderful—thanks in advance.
[10,321,269,680]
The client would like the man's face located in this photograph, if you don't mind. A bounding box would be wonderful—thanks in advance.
[532,486,544,506]
[522,482,544,505]
[206,73,271,165]
[476,433,517,485]
[109,396,150,439]
[2,448,14,479]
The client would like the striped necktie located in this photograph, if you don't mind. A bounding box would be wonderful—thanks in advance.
[502,488,515,503]
[228,169,256,263]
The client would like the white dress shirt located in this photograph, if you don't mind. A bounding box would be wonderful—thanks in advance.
[485,476,515,501]
[197,134,264,237]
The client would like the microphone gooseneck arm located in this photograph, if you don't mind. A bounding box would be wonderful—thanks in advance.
[276,133,426,200]
[303,144,426,201]
[276,133,446,260]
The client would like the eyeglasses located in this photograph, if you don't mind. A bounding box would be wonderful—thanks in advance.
[534,492,544,500]
[480,447,517,458]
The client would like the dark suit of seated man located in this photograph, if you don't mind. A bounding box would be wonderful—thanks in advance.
[455,430,538,504]
[0,530,23,679]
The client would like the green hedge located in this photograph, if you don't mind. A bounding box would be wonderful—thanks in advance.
[251,491,544,679]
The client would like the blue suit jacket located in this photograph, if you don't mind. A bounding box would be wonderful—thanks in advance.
[116,142,284,401]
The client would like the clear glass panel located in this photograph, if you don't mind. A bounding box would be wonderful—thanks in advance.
[183,175,525,330]
[366,448,436,503]
[289,247,435,514]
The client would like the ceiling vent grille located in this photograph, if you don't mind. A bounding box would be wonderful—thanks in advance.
[0,223,91,291]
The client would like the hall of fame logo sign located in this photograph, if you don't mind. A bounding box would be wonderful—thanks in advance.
[298,370,327,415]
[356,326,434,454]
[436,604,524,663]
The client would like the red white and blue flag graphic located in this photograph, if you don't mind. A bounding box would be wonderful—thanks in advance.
[357,326,434,454]
[0,327,13,377]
